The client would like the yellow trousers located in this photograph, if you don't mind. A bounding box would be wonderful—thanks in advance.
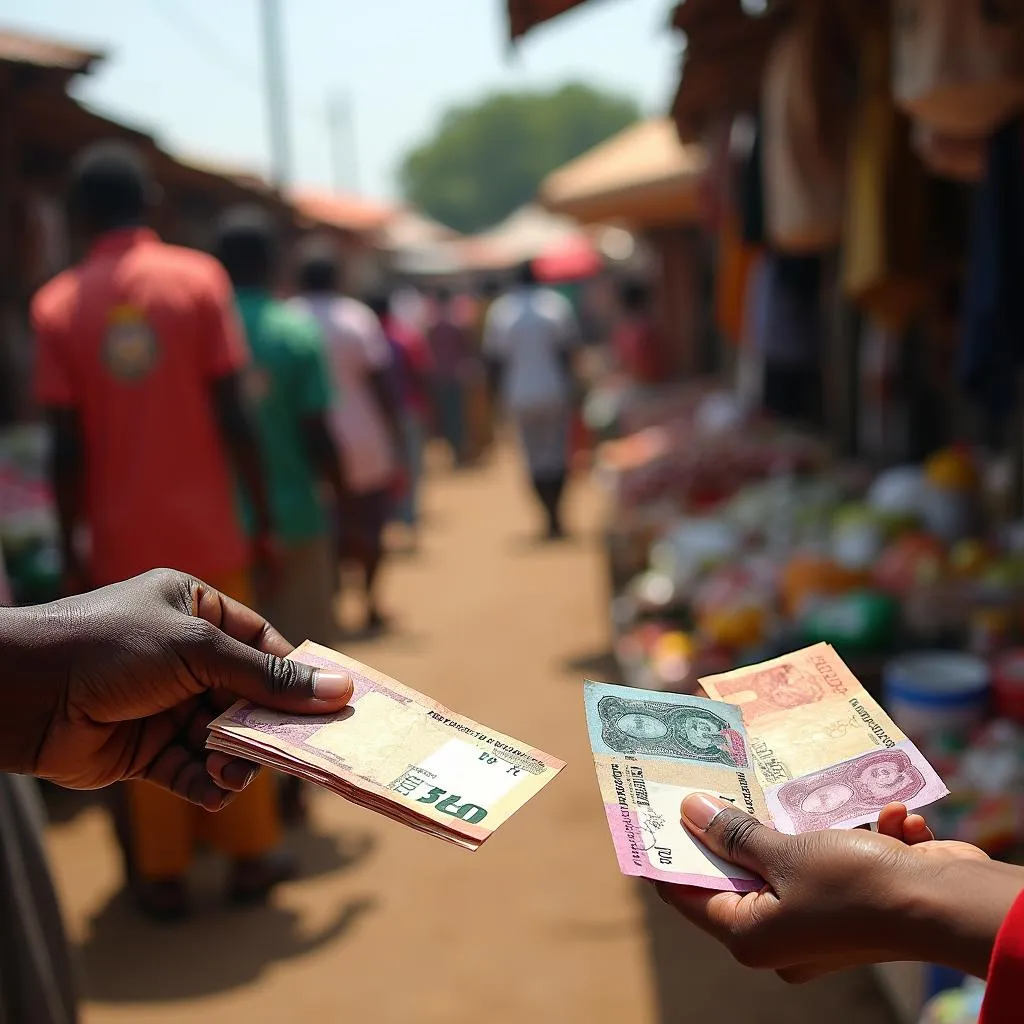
[129,567,282,880]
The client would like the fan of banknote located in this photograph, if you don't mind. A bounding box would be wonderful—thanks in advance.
[208,642,565,850]
[584,643,949,891]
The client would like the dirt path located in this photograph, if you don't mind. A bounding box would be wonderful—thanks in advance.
[44,445,897,1024]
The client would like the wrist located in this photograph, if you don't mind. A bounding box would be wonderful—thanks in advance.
[0,602,72,775]
[915,859,1024,978]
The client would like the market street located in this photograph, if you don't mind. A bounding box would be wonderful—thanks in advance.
[43,444,897,1024]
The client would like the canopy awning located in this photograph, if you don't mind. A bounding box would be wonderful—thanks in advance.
[670,0,794,141]
[540,118,707,227]
[291,188,396,238]
[506,0,599,40]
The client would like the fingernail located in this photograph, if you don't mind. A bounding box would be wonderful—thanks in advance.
[681,793,729,831]
[224,762,259,790]
[313,670,353,701]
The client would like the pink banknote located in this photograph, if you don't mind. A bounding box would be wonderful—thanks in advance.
[765,742,949,832]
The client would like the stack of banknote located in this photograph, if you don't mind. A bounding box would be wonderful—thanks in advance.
[208,642,565,850]
[585,642,949,891]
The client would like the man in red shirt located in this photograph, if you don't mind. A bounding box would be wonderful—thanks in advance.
[32,141,289,920]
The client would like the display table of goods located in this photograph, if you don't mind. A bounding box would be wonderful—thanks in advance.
[595,398,1024,1021]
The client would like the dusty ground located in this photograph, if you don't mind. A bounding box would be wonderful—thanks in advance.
[44,444,898,1024]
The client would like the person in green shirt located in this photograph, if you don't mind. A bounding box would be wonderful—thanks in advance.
[213,207,347,650]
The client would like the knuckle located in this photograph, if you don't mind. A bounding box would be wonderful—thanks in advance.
[181,616,218,650]
[143,567,195,610]
[143,567,181,591]
[718,811,763,860]
[265,653,305,696]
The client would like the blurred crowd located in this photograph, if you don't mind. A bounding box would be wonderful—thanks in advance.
[0,132,672,1022]
[18,136,673,926]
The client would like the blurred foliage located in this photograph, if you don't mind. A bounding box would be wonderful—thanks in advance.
[398,82,640,234]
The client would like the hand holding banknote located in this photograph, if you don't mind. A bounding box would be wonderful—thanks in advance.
[584,644,950,891]
[0,569,354,808]
[208,642,565,849]
[657,794,1019,984]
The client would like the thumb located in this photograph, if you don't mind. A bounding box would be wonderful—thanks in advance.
[681,793,789,881]
[205,631,354,714]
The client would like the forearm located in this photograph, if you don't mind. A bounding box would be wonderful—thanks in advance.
[0,602,68,775]
[47,411,84,573]
[232,442,273,535]
[915,859,1024,978]
[369,372,404,463]
[302,418,350,512]
[486,358,503,404]
[52,467,82,570]
[212,376,272,535]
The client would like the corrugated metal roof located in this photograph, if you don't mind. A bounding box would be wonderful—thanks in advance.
[0,27,103,72]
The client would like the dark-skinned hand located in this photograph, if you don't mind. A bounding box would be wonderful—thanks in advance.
[656,793,1021,984]
[1,568,352,811]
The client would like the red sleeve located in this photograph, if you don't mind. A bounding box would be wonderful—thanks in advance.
[981,888,1024,1023]
[31,290,76,408]
[196,260,249,379]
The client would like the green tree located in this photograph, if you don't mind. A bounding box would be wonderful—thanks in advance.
[399,83,640,234]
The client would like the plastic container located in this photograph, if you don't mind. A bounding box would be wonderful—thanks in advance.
[992,649,1024,724]
[883,651,990,742]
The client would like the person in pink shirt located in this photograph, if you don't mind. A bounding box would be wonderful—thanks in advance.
[369,292,433,538]
[291,247,404,633]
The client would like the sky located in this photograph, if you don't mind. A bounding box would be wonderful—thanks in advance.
[4,0,681,200]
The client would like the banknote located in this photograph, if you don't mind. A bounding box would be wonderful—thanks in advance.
[207,642,565,850]
[584,683,767,891]
[586,646,948,889]
[700,643,949,831]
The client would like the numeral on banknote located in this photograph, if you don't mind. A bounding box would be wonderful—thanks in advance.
[414,787,488,824]
[478,752,522,775]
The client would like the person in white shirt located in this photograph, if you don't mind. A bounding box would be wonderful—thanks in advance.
[484,261,580,540]
[291,246,403,633]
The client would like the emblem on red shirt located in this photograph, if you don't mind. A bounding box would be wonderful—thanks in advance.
[102,305,159,380]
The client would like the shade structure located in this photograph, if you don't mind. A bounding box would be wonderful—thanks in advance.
[506,0,598,40]
[291,188,396,236]
[541,118,707,228]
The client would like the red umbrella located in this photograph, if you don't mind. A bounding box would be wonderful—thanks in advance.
[532,235,602,283]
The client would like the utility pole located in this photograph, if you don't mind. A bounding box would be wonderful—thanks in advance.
[259,0,291,188]
[328,91,359,194]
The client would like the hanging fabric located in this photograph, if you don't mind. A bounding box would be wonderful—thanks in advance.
[715,210,760,345]
[893,0,1024,137]
[841,8,930,331]
[959,116,1024,418]
[761,6,851,254]
[911,122,988,181]
[739,116,766,246]
[755,252,823,424]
